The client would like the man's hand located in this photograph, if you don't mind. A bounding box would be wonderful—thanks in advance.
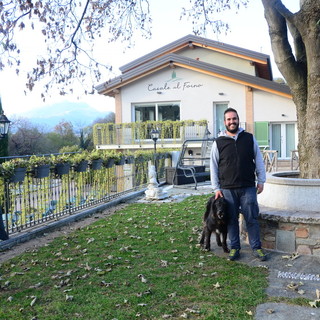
[257,184,264,194]
[214,190,224,199]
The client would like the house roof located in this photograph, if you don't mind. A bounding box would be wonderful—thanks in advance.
[96,52,291,98]
[119,34,273,80]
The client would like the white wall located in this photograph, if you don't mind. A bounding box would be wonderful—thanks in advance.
[120,66,247,134]
[253,90,296,122]
[179,47,256,76]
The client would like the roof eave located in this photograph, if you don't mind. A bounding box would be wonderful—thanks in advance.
[97,54,291,98]
[119,34,271,75]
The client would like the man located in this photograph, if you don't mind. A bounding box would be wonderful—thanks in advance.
[210,108,266,261]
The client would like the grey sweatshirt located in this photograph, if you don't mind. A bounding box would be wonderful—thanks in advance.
[210,128,266,193]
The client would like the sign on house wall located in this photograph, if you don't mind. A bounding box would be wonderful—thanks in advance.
[147,71,203,93]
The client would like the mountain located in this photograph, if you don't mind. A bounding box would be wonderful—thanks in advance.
[19,101,110,131]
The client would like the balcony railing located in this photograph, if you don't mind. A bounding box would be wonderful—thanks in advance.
[93,120,209,148]
[0,155,171,238]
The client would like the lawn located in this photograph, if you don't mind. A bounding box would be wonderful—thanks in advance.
[0,195,268,319]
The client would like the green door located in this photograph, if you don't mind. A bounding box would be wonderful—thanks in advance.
[254,122,269,148]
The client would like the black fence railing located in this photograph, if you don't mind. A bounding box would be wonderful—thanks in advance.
[0,156,170,238]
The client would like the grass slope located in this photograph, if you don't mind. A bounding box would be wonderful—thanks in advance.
[0,195,268,319]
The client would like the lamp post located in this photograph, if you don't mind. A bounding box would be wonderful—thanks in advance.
[0,102,11,158]
[0,110,11,157]
[0,103,10,240]
[0,112,11,137]
[150,128,160,183]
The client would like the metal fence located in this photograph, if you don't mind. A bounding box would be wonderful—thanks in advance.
[0,157,170,237]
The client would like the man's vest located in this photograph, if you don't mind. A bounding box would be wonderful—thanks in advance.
[216,131,256,189]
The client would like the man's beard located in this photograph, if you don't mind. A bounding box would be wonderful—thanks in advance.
[225,122,239,134]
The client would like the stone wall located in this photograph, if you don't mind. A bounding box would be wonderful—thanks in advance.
[259,207,320,256]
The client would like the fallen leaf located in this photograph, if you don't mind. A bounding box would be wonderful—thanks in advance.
[282,253,300,260]
[246,310,253,316]
[298,289,305,295]
[84,263,92,271]
[213,282,221,289]
[29,282,42,289]
[161,260,168,267]
[185,308,200,314]
[30,296,37,307]
[138,274,148,283]
[267,309,274,314]
[316,289,320,299]
[309,300,319,308]
[66,294,74,301]
[287,282,299,291]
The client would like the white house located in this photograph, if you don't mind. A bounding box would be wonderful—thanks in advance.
[96,34,297,160]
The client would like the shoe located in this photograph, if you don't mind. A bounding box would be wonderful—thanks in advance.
[228,249,240,261]
[253,249,267,261]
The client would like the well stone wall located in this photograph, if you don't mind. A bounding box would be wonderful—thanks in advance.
[258,207,320,256]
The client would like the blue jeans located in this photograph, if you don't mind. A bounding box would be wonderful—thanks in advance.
[221,187,261,250]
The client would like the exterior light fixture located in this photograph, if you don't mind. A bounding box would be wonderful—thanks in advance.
[150,128,160,182]
[0,110,10,138]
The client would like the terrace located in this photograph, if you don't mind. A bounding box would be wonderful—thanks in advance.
[93,120,210,150]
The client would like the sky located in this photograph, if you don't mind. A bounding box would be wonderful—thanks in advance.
[0,0,300,119]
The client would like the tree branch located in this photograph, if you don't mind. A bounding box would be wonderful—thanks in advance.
[261,0,306,89]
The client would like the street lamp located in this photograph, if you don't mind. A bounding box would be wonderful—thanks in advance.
[0,108,11,159]
[150,128,160,153]
[150,128,160,182]
[0,109,10,240]
[0,111,11,138]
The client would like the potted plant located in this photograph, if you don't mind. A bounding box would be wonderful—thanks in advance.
[28,155,53,179]
[134,150,153,164]
[115,153,125,166]
[1,157,29,183]
[125,151,135,164]
[89,150,103,170]
[101,151,115,169]
[52,153,71,176]
[71,151,89,173]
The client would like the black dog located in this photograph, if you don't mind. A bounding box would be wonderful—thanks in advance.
[199,196,229,253]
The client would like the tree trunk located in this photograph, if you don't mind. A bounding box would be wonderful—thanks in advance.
[261,0,320,178]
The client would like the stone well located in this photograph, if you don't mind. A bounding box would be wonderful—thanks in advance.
[257,171,320,255]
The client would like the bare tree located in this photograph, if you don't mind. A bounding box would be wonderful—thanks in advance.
[0,0,153,98]
[8,117,48,155]
[93,112,115,125]
[167,0,320,179]
[0,0,240,99]
[2,1,319,177]
[260,0,320,178]
[46,120,79,152]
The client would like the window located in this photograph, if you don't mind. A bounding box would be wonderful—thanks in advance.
[134,102,180,122]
